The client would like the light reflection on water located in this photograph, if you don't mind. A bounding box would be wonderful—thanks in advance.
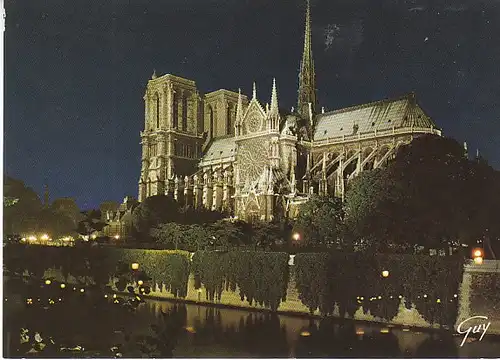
[137,300,500,358]
[5,295,500,358]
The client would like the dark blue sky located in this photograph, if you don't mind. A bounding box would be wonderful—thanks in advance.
[5,0,500,210]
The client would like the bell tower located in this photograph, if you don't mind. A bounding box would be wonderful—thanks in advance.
[138,73,204,202]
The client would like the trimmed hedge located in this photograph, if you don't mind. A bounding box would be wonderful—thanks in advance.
[192,251,289,311]
[294,252,465,326]
[4,244,191,298]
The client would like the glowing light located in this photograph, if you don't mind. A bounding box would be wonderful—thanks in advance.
[380,328,390,334]
[398,295,402,299]
[292,232,300,241]
[378,296,382,300]
[26,298,33,304]
[360,296,364,300]
[402,328,410,332]
[473,248,484,258]
[138,280,144,286]
[40,234,50,241]
[60,283,66,289]
[300,331,311,337]
[454,294,458,298]
[80,288,85,293]
[45,279,51,285]
[131,263,139,270]
[113,294,117,298]
[28,235,37,242]
[474,256,483,265]
[185,326,196,334]
[58,298,62,301]
[104,294,108,298]
[356,328,365,335]
[381,270,389,278]
[91,234,97,239]
[73,287,77,291]
[114,234,120,240]
[423,294,428,298]
[436,298,441,303]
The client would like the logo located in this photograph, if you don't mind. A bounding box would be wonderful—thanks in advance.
[456,316,491,347]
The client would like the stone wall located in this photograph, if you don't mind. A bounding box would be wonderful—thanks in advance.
[43,258,500,334]
[456,260,500,335]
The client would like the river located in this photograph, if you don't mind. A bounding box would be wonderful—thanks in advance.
[4,293,500,358]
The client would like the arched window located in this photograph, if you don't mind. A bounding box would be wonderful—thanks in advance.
[226,104,232,135]
[209,106,214,138]
[182,95,188,131]
[156,94,160,129]
[173,93,178,129]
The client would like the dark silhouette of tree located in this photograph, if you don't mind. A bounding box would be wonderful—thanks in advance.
[131,195,180,240]
[345,134,500,254]
[76,210,107,241]
[3,176,43,235]
[293,195,345,249]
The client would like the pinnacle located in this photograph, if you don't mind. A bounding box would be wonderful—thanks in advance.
[270,78,279,114]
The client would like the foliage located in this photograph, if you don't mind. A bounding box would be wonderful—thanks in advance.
[3,244,191,298]
[3,176,43,235]
[293,195,345,249]
[132,195,180,239]
[178,205,226,225]
[345,135,500,254]
[251,221,284,250]
[150,223,185,250]
[294,252,465,326]
[4,196,19,207]
[76,210,107,239]
[192,251,289,311]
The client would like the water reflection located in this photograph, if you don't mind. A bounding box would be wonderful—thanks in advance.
[5,297,500,358]
[140,301,498,358]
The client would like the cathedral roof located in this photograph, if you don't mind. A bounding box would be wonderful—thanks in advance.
[313,93,439,142]
[202,136,236,162]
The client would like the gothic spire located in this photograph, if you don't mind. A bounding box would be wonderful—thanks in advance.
[252,82,257,100]
[270,78,279,115]
[297,0,316,119]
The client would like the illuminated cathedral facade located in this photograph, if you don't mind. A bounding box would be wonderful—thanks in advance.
[138,1,441,222]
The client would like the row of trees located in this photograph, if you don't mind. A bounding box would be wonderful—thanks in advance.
[127,135,500,255]
[3,177,83,239]
[295,135,500,255]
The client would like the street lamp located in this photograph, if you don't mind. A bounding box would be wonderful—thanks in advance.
[131,263,139,271]
[292,233,300,241]
[114,234,120,240]
[381,270,389,278]
[472,248,484,265]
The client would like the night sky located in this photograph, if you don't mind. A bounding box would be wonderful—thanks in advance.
[5,0,500,210]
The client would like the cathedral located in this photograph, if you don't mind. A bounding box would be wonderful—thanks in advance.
[138,1,441,222]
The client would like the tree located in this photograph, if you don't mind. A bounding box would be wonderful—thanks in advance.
[132,195,179,239]
[293,195,345,249]
[344,168,403,251]
[76,210,108,241]
[3,176,43,235]
[178,205,226,225]
[150,223,185,250]
[252,221,283,250]
[345,134,500,254]
[182,224,209,251]
[208,220,244,249]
